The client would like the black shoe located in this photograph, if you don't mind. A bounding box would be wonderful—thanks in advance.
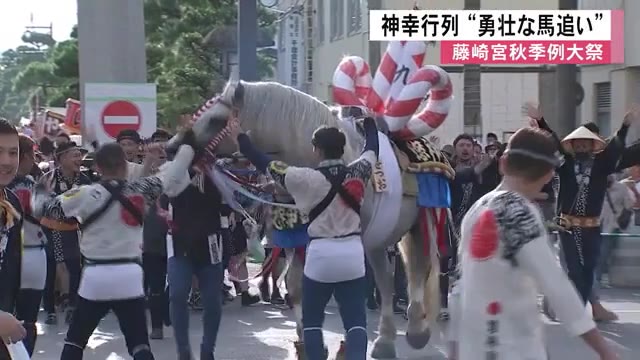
[65,307,75,324]
[222,290,235,305]
[200,352,214,360]
[164,311,172,327]
[150,328,164,340]
[393,303,405,314]
[179,352,194,360]
[392,297,406,314]
[367,296,379,310]
[45,313,57,325]
[438,310,450,322]
[189,291,203,311]
[241,292,260,307]
[271,293,285,305]
[284,294,294,309]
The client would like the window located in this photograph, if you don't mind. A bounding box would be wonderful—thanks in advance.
[347,0,362,35]
[330,0,344,41]
[502,131,515,143]
[316,0,324,44]
[595,82,611,137]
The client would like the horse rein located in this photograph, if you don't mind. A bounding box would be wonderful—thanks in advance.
[193,95,288,200]
[195,96,241,169]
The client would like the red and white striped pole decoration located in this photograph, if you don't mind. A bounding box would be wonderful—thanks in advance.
[385,41,426,108]
[332,56,372,106]
[387,66,453,140]
[366,41,405,113]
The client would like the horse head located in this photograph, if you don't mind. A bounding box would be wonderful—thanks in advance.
[166,80,246,163]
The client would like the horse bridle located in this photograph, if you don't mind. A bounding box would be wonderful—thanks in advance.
[197,96,241,168]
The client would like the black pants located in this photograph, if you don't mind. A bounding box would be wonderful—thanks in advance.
[0,343,8,360]
[440,222,458,308]
[143,253,169,329]
[43,242,57,313]
[560,227,601,303]
[393,253,408,300]
[16,289,43,356]
[61,296,154,360]
[43,247,82,312]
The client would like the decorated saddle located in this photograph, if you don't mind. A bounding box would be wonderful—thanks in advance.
[271,204,309,249]
[332,39,455,257]
[392,136,454,209]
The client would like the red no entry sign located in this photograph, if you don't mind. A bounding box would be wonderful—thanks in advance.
[100,100,142,138]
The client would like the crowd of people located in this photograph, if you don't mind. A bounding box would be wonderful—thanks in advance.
[0,98,638,360]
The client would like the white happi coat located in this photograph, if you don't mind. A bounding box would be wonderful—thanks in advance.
[449,188,595,360]
[45,146,194,301]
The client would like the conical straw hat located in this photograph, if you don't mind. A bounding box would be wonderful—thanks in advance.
[561,126,606,153]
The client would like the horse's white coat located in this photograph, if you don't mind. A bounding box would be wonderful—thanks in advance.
[193,81,441,358]
[361,132,403,249]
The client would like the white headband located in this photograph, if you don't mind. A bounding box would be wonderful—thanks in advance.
[503,148,561,167]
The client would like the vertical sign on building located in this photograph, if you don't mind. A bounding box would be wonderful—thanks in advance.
[277,13,305,89]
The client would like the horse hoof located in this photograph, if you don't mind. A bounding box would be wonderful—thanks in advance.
[405,327,431,349]
[371,338,396,359]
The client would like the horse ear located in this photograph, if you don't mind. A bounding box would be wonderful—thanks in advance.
[233,81,245,106]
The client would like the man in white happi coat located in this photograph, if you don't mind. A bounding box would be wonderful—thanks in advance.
[34,142,194,360]
[448,128,618,360]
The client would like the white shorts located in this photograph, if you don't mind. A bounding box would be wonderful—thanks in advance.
[20,247,47,290]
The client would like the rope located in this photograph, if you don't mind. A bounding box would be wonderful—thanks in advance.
[551,231,640,238]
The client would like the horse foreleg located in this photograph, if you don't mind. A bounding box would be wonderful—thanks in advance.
[398,218,439,350]
[368,246,397,359]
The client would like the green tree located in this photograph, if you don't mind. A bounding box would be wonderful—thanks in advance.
[0,31,58,121]
[144,0,277,128]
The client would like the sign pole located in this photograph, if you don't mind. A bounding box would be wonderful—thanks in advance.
[77,0,147,145]
[238,0,258,81]
[555,0,579,137]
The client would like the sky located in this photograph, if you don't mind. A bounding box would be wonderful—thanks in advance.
[0,0,77,52]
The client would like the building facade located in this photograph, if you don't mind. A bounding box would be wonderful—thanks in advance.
[304,0,567,144]
[299,0,639,146]
[578,0,640,141]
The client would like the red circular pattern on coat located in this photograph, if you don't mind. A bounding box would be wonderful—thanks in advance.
[469,210,499,261]
[14,189,32,215]
[486,301,502,315]
[342,179,365,203]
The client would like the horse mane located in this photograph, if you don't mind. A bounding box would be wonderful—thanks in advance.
[236,81,358,166]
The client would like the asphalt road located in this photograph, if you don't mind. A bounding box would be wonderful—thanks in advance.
[28,287,640,360]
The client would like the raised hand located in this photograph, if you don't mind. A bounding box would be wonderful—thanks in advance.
[528,117,540,129]
[144,142,166,167]
[429,135,440,146]
[474,153,494,174]
[623,103,640,126]
[176,114,193,133]
[522,101,543,121]
[228,120,244,145]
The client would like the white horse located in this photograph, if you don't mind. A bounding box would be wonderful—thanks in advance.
[168,80,441,359]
